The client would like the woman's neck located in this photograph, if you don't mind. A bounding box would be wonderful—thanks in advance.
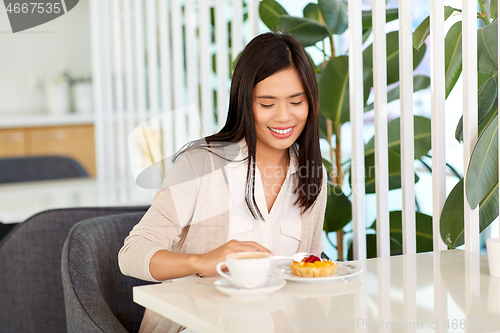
[255,141,289,169]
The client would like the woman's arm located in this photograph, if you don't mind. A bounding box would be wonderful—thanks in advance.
[149,239,272,280]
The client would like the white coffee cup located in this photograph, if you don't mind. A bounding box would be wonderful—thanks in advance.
[216,252,271,289]
[487,238,500,278]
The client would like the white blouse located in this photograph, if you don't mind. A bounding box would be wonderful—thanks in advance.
[225,140,302,256]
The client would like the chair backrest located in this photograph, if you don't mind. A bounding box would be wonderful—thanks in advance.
[0,206,149,333]
[61,212,154,333]
[0,156,89,184]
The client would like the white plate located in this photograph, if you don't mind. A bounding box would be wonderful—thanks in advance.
[274,262,363,283]
[214,276,286,298]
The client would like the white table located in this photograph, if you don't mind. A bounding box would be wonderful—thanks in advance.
[133,250,500,333]
[0,178,156,223]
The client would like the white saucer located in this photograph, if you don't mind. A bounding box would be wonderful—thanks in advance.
[274,262,363,284]
[214,276,286,298]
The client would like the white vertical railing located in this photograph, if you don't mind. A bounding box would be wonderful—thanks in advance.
[91,0,252,185]
[399,0,416,255]
[146,0,160,121]
[372,0,390,258]
[102,0,116,182]
[348,0,366,260]
[248,0,259,37]
[430,0,447,252]
[159,0,174,160]
[89,0,105,181]
[123,0,136,180]
[463,0,480,253]
[171,0,187,152]
[185,0,201,141]
[199,0,214,136]
[215,0,230,132]
[232,0,244,61]
[112,0,126,181]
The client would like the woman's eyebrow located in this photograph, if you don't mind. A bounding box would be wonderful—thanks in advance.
[256,92,305,99]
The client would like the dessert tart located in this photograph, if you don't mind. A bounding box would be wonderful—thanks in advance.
[289,255,337,277]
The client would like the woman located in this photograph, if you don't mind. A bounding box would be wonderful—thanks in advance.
[119,32,327,332]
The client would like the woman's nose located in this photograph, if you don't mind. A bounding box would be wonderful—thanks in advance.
[274,103,293,122]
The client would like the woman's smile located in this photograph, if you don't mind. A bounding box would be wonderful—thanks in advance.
[268,126,294,138]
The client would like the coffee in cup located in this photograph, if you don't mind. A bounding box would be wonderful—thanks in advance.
[216,252,271,289]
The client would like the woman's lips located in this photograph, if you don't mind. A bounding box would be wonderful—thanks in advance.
[268,126,294,138]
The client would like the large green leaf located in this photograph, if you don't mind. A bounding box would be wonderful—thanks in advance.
[361,8,399,29]
[278,15,330,47]
[318,55,349,124]
[466,115,498,209]
[303,3,319,21]
[324,183,352,233]
[364,75,430,112]
[445,21,462,98]
[363,31,427,102]
[440,178,499,249]
[478,19,498,74]
[412,6,459,50]
[370,211,434,254]
[362,150,419,193]
[364,116,432,159]
[455,76,498,142]
[318,0,348,35]
[258,0,287,32]
[491,0,498,20]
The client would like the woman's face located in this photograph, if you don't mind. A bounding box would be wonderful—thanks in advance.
[252,66,309,155]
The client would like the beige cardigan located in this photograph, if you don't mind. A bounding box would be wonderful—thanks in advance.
[118,141,327,332]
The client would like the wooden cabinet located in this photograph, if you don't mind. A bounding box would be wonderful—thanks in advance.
[0,124,96,177]
[0,128,27,157]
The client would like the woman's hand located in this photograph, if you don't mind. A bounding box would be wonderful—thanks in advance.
[194,240,272,276]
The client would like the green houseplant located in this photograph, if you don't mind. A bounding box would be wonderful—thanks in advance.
[412,1,499,248]
[259,0,436,260]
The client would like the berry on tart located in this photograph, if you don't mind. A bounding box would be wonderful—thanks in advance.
[289,255,338,277]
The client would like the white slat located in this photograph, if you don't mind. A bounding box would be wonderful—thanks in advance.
[146,0,160,120]
[247,0,259,38]
[112,0,126,180]
[123,0,136,179]
[185,0,201,141]
[348,0,366,260]
[372,0,390,258]
[159,0,174,160]
[171,0,187,151]
[231,0,244,61]
[199,0,214,136]
[89,0,105,181]
[215,0,230,131]
[102,0,116,181]
[462,0,480,252]
[134,0,147,125]
[430,0,447,251]
[399,0,416,255]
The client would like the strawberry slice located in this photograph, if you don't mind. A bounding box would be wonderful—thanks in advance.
[303,255,321,263]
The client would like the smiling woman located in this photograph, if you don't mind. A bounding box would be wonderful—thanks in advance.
[118,32,327,333]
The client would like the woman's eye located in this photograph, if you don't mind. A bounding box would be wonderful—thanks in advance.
[291,101,303,106]
[260,104,274,108]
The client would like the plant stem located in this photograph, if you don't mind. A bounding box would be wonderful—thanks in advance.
[478,0,490,25]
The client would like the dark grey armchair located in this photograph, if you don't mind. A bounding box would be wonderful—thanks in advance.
[61,212,155,333]
[0,156,89,184]
[0,206,149,333]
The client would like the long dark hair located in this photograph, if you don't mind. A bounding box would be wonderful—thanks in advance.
[181,32,323,219]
